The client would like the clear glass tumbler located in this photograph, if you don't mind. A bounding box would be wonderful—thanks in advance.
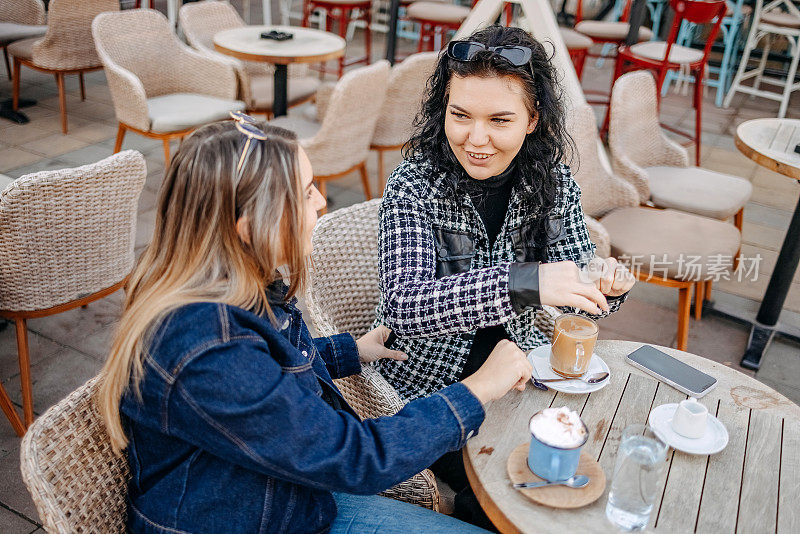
[605,424,668,531]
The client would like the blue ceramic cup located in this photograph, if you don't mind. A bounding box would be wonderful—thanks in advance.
[528,412,589,482]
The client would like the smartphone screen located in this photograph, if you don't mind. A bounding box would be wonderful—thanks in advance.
[627,345,717,395]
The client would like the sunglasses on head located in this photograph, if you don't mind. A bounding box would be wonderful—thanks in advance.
[230,110,268,177]
[446,40,533,67]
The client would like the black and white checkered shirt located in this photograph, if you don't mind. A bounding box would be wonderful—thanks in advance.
[373,158,626,401]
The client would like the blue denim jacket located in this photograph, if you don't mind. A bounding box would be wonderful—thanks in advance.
[121,291,485,534]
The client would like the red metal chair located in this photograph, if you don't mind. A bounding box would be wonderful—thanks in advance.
[302,0,372,78]
[610,0,727,166]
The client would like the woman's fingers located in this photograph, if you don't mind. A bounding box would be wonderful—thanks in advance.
[382,348,408,361]
[569,295,603,315]
[576,283,609,312]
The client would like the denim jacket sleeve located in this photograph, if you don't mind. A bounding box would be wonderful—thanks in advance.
[379,194,517,338]
[165,338,484,495]
[313,333,361,379]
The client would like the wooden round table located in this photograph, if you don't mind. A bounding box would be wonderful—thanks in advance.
[734,119,800,369]
[464,340,800,533]
[214,25,345,117]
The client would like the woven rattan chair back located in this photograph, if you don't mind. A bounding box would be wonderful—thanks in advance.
[371,52,438,148]
[20,375,129,533]
[0,0,45,25]
[0,150,146,312]
[306,198,382,338]
[608,70,690,202]
[304,61,391,175]
[180,0,245,52]
[30,0,118,71]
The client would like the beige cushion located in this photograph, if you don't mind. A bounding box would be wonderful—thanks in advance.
[269,114,323,141]
[147,93,245,133]
[560,27,593,50]
[6,36,39,60]
[575,20,653,42]
[248,74,321,111]
[761,11,800,29]
[0,23,46,46]
[601,207,741,281]
[407,2,471,24]
[628,41,704,64]
[645,166,752,220]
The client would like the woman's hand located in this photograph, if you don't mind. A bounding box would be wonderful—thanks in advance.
[356,325,408,364]
[461,339,532,404]
[538,261,610,315]
[584,257,635,297]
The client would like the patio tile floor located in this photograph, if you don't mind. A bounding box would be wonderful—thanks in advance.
[1,3,799,530]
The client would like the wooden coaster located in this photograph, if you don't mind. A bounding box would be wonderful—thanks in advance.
[506,443,606,509]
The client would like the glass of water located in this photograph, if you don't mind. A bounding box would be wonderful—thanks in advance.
[605,424,668,531]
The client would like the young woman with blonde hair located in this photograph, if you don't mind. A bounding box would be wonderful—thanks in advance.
[98,118,532,533]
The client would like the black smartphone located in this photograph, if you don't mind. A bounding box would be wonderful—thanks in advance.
[625,345,717,397]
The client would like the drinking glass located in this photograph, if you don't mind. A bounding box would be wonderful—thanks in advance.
[605,424,668,531]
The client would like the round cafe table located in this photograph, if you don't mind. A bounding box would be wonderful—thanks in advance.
[214,25,345,117]
[734,119,800,370]
[464,340,800,533]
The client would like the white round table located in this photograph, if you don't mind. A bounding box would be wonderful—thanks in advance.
[214,25,345,117]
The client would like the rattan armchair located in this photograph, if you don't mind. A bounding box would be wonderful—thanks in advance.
[270,61,391,209]
[20,376,129,533]
[179,0,320,117]
[305,198,440,510]
[8,0,118,133]
[0,0,46,79]
[370,52,438,193]
[92,9,245,165]
[0,150,146,436]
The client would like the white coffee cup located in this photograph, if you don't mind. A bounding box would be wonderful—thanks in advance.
[671,398,708,439]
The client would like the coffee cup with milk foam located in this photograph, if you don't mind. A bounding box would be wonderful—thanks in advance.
[528,406,589,482]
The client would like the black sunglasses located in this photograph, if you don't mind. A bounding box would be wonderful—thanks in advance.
[447,40,533,67]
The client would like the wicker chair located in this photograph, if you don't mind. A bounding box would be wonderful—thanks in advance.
[0,150,146,435]
[179,0,320,117]
[270,61,391,209]
[92,9,245,165]
[0,0,46,80]
[8,0,118,134]
[305,198,442,510]
[567,103,740,350]
[20,376,130,533]
[370,52,437,193]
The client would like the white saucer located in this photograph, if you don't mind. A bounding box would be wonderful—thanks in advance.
[648,404,729,455]
[527,344,610,394]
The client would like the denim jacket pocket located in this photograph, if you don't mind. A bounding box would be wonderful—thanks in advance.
[433,227,474,279]
[510,215,566,263]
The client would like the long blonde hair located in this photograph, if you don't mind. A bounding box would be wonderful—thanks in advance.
[99,121,307,452]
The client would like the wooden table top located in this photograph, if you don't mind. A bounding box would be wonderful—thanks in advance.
[734,118,800,179]
[213,25,345,65]
[464,340,800,533]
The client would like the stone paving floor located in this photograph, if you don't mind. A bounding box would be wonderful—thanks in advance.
[1,3,800,531]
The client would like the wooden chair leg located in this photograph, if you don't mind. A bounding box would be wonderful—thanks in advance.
[676,286,690,351]
[694,281,705,321]
[0,381,24,437]
[704,280,712,303]
[3,48,10,80]
[113,124,126,153]
[15,318,34,427]
[376,149,385,195]
[733,207,744,271]
[55,72,68,134]
[79,71,86,101]
[358,161,372,200]
[163,138,171,166]
[12,56,20,110]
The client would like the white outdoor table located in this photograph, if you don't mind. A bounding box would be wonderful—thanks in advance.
[214,25,345,117]
[464,340,800,533]
[734,118,800,370]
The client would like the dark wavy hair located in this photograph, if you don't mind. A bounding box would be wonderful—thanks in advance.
[404,25,574,217]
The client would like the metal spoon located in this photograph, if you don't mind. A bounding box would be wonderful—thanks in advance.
[513,475,590,490]
[534,372,609,384]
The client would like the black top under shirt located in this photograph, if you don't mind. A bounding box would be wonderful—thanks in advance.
[458,163,516,380]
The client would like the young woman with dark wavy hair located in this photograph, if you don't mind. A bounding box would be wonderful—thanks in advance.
[374,26,635,527]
